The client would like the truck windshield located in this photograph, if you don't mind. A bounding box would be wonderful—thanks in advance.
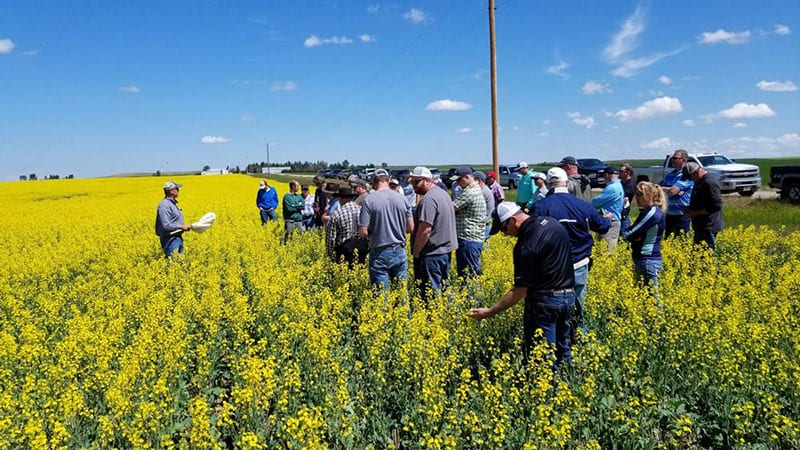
[697,155,733,166]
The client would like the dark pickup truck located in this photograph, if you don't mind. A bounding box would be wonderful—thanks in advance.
[769,165,800,203]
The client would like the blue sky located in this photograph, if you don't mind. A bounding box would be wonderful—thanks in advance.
[1,1,798,180]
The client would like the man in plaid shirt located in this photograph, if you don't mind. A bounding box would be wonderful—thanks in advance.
[451,166,487,277]
[325,187,364,265]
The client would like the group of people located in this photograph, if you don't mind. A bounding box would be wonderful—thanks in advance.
[154,149,724,366]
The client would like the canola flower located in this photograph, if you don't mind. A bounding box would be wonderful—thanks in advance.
[0,175,798,448]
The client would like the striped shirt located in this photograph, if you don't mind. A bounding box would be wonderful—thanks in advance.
[622,205,665,259]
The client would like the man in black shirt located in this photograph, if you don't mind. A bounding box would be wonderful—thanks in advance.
[684,162,724,250]
[468,202,575,364]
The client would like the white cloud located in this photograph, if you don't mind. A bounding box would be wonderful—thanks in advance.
[733,122,748,128]
[641,137,672,150]
[716,102,776,119]
[567,112,597,129]
[425,99,472,111]
[603,6,645,62]
[0,38,14,54]
[403,8,430,25]
[611,50,681,78]
[539,131,550,137]
[304,34,353,47]
[240,114,255,123]
[698,29,751,44]
[270,81,298,91]
[118,85,140,94]
[456,127,472,134]
[18,50,38,56]
[777,133,800,146]
[756,80,797,92]
[582,80,612,94]
[359,34,376,43]
[774,24,791,36]
[658,76,672,85]
[367,5,380,14]
[615,96,683,122]
[543,119,552,125]
[683,119,696,127]
[545,57,570,79]
[200,136,230,144]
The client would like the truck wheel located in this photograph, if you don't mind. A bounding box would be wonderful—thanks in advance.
[739,190,756,197]
[508,180,516,189]
[785,183,800,204]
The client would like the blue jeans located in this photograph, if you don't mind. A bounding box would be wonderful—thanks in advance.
[160,235,184,257]
[413,253,451,302]
[633,258,662,287]
[665,214,690,238]
[456,239,483,278]
[260,208,277,224]
[523,290,575,365]
[369,245,408,290]
[571,264,589,339]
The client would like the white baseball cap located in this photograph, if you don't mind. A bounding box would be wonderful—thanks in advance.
[490,201,522,235]
[546,167,568,184]
[518,161,529,169]
[410,166,432,179]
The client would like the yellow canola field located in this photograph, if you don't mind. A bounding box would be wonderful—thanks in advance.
[1,174,799,449]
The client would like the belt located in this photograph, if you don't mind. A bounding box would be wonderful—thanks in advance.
[532,288,574,295]
[373,243,403,251]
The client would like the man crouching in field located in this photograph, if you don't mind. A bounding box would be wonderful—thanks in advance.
[468,202,575,365]
[155,181,192,257]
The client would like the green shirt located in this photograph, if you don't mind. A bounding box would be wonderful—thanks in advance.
[453,182,487,242]
[283,193,305,221]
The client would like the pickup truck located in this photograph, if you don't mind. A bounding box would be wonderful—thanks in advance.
[769,165,800,203]
[635,153,761,197]
[498,164,521,189]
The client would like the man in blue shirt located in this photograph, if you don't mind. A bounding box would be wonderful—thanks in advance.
[256,180,279,225]
[659,149,694,238]
[155,181,193,257]
[591,168,624,252]
[531,167,610,340]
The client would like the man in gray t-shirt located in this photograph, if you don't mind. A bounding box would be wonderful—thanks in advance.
[359,169,414,290]
[409,167,457,301]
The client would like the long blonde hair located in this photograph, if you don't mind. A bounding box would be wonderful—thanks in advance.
[636,181,664,209]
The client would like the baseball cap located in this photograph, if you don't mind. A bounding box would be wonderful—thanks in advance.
[473,170,486,181]
[374,168,391,178]
[163,181,182,191]
[683,162,701,176]
[490,202,522,235]
[487,170,498,179]
[546,167,569,184]
[301,184,309,191]
[336,186,356,197]
[601,167,618,175]
[259,180,267,188]
[560,156,578,166]
[518,161,529,169]
[409,166,432,179]
[347,174,367,187]
[450,166,474,181]
[532,171,546,181]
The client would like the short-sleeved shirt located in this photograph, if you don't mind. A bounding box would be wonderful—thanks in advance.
[412,186,457,257]
[359,189,412,249]
[513,215,575,292]
[659,169,693,216]
[452,182,486,242]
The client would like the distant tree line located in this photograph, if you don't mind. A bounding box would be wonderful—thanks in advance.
[243,160,377,173]
[20,174,74,181]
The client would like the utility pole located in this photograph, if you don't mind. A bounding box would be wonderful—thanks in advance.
[488,0,499,176]
[266,141,270,175]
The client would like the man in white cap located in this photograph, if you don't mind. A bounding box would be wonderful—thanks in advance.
[409,166,457,301]
[256,179,279,225]
[155,181,193,257]
[469,202,576,365]
[515,161,536,209]
[530,167,611,340]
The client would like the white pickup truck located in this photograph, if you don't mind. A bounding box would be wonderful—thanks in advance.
[635,153,761,197]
